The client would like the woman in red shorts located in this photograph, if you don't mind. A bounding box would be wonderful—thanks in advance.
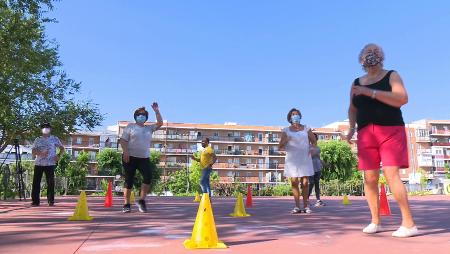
[347,43,418,238]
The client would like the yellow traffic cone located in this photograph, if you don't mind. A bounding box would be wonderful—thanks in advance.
[68,191,93,221]
[229,193,251,217]
[130,191,136,204]
[183,193,227,249]
[193,192,201,202]
[342,195,351,205]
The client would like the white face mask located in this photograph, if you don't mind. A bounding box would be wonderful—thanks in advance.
[42,128,51,135]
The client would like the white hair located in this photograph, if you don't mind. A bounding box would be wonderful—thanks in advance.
[358,43,385,71]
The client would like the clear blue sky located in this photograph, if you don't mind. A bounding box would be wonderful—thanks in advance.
[45,1,450,129]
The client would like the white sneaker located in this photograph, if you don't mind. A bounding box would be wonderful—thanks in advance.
[392,226,419,238]
[363,223,381,234]
[304,206,312,214]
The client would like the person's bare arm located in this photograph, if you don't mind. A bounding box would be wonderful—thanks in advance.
[278,132,289,150]
[308,129,317,146]
[351,72,408,108]
[211,153,217,166]
[347,82,357,143]
[120,138,130,163]
[152,102,163,131]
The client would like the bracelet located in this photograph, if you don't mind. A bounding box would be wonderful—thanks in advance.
[371,90,377,99]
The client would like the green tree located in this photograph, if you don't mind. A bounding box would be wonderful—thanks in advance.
[0,0,103,153]
[66,151,88,194]
[167,168,190,195]
[319,140,357,182]
[55,151,71,177]
[96,148,122,176]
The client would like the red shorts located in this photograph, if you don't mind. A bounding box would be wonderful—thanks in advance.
[357,124,409,170]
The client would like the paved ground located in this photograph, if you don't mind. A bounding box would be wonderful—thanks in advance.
[0,195,449,254]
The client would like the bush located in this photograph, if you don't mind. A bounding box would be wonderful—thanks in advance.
[272,183,292,196]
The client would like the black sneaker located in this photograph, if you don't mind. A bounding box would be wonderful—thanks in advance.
[31,203,40,207]
[48,202,55,207]
[137,199,147,213]
[122,204,131,213]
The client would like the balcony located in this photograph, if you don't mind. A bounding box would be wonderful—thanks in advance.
[430,130,450,136]
[214,149,285,156]
[151,134,280,144]
[214,162,284,170]
[432,142,450,147]
[415,136,430,142]
[66,141,101,149]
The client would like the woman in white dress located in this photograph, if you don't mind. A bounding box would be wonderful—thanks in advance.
[279,108,316,213]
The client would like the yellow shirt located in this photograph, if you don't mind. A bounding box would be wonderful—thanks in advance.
[200,146,215,168]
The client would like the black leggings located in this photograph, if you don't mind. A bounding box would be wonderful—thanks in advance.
[123,156,152,189]
[308,171,321,200]
[32,165,55,204]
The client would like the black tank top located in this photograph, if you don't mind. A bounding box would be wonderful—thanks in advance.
[352,70,405,130]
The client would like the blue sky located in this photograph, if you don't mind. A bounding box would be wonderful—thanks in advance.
[45,1,450,129]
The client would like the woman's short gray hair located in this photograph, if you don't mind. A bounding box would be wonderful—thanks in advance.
[358,43,385,69]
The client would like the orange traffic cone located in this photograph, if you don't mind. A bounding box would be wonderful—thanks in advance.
[104,181,113,208]
[379,183,391,216]
[246,184,253,208]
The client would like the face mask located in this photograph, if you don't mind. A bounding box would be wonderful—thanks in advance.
[363,52,382,67]
[135,115,147,124]
[42,128,51,135]
[291,115,301,124]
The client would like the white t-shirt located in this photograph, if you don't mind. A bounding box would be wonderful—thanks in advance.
[32,135,63,166]
[120,123,157,158]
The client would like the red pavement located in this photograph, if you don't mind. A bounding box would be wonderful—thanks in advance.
[0,195,449,254]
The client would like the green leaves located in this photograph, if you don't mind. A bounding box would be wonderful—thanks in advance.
[96,148,122,176]
[319,140,358,182]
[0,0,103,152]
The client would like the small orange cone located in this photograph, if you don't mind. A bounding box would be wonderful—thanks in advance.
[246,184,253,208]
[104,181,113,208]
[379,183,391,216]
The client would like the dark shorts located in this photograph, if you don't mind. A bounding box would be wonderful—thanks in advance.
[357,124,409,170]
[122,156,152,189]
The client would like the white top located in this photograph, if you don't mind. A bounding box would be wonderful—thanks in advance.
[283,126,314,178]
[32,135,63,166]
[120,123,157,158]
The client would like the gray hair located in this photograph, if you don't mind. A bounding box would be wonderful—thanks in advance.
[358,43,385,71]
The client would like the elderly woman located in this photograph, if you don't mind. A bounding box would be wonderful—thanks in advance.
[347,43,418,237]
[279,108,316,214]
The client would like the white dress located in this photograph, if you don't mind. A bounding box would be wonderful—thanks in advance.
[283,126,314,178]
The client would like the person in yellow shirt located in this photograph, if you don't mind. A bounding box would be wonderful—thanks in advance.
[191,138,216,197]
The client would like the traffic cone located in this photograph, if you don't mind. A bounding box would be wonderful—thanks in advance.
[230,193,251,217]
[130,191,136,204]
[68,191,93,221]
[342,195,351,205]
[183,194,227,249]
[246,185,253,208]
[194,192,201,202]
[104,181,113,207]
[379,184,391,216]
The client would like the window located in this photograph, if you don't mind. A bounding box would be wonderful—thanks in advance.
[76,137,82,145]
[257,133,263,141]
[213,145,219,150]
[67,137,72,146]
[89,151,96,160]
[246,146,251,151]
[89,137,94,146]
[234,132,240,137]
[246,159,252,164]
[74,150,79,158]
[213,132,219,137]
[233,158,240,164]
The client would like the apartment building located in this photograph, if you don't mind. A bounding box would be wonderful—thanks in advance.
[117,120,351,185]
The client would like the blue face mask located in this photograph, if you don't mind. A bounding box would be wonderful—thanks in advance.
[291,115,301,124]
[135,115,147,124]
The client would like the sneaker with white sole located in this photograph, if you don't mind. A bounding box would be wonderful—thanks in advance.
[304,206,312,214]
[392,226,418,238]
[291,207,301,214]
[363,223,381,234]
